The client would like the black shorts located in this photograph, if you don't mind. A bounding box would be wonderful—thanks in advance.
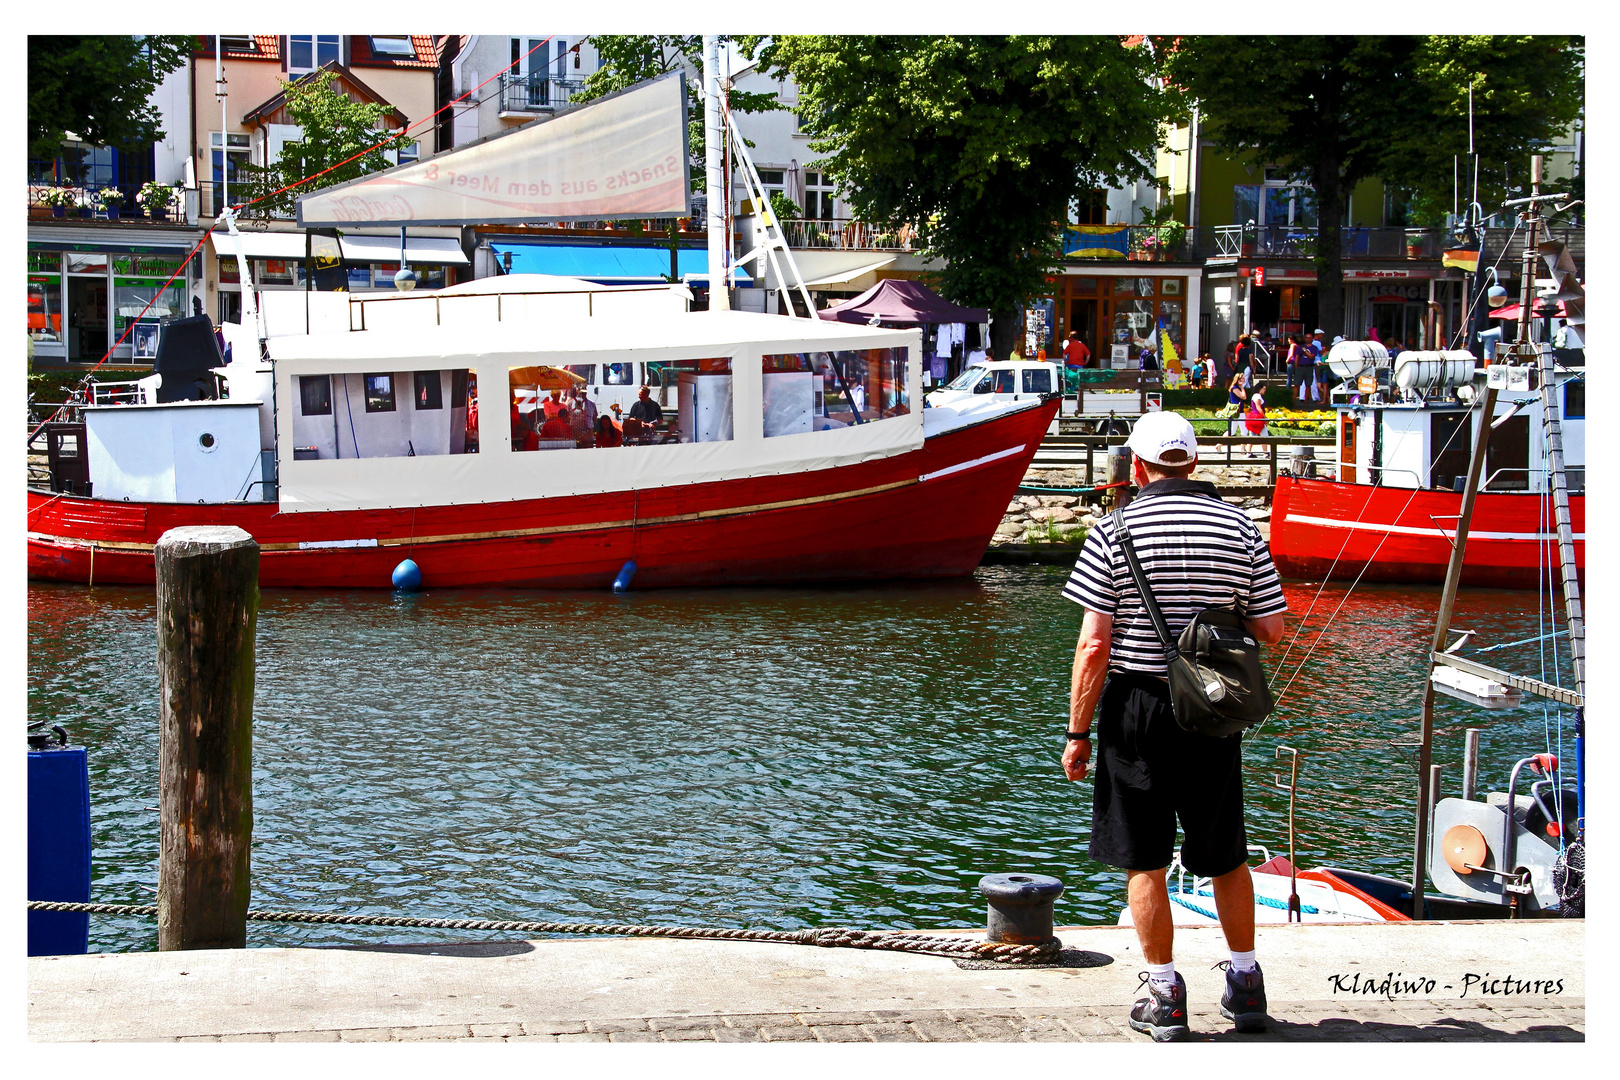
[1088,670,1249,878]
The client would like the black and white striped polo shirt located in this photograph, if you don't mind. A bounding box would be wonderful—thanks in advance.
[1063,478,1287,678]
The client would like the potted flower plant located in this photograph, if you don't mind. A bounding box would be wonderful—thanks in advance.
[39,187,73,217]
[1160,220,1187,259]
[138,181,174,221]
[98,188,125,220]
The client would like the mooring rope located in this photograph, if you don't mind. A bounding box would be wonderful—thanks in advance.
[25,901,1062,965]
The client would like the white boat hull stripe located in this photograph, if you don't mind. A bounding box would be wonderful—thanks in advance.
[297,538,380,550]
[920,445,1026,483]
[1285,514,1584,543]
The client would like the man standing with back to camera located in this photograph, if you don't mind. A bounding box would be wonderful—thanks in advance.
[1060,411,1287,1041]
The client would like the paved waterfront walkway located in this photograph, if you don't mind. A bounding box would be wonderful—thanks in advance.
[29,919,1581,1043]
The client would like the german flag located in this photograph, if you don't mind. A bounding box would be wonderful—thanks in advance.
[1442,235,1480,274]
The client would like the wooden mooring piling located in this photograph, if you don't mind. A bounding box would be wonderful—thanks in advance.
[155,526,259,951]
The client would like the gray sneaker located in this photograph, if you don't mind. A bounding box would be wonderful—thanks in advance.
[1217,961,1268,1032]
[1127,971,1190,1042]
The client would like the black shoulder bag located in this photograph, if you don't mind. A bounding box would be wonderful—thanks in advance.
[1109,510,1275,738]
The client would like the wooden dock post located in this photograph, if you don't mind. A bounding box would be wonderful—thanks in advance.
[1108,446,1133,510]
[155,526,259,951]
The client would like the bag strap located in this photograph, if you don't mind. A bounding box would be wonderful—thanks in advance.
[1109,509,1178,657]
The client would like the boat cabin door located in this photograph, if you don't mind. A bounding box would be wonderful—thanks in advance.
[43,422,90,495]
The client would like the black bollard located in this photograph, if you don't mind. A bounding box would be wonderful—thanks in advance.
[979,872,1064,945]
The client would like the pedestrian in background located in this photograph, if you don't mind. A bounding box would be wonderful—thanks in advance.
[1061,411,1287,1041]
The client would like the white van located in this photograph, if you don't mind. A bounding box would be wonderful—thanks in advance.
[925,359,1063,409]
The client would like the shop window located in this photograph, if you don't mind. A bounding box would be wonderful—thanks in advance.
[364,374,395,412]
[300,375,332,416]
[414,371,443,410]
[761,349,907,435]
[28,276,62,344]
[258,259,294,285]
[113,279,185,338]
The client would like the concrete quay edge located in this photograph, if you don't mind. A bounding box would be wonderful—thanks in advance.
[29,918,1582,1043]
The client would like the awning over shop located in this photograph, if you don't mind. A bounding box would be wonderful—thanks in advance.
[29,229,198,256]
[208,233,468,264]
[800,257,896,288]
[489,242,750,284]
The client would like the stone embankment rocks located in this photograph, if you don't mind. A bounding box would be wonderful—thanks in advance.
[988,463,1274,557]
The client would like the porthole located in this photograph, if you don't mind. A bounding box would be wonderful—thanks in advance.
[198,432,217,452]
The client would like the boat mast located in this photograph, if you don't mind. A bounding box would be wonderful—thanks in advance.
[1410,371,1497,920]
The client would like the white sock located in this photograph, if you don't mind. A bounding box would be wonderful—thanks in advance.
[1229,949,1257,974]
[1146,959,1176,992]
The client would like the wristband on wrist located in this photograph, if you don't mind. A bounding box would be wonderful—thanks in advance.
[1065,730,1092,742]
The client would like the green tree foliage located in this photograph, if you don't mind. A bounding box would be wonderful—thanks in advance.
[577,36,781,194]
[1159,35,1583,338]
[238,70,415,217]
[29,35,193,159]
[761,36,1168,356]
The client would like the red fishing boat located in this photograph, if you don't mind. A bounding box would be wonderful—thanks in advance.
[1269,341,1584,589]
[28,278,1055,590]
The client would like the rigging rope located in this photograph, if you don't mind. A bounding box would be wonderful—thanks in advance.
[1259,396,1484,731]
[23,901,1061,965]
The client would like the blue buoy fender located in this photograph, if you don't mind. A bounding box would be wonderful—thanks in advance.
[392,559,422,591]
[612,560,637,593]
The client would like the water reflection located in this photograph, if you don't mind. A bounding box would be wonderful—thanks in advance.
[27,569,1577,952]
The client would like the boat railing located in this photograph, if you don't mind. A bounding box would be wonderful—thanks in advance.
[1482,466,1585,494]
[87,380,146,406]
[1362,463,1424,487]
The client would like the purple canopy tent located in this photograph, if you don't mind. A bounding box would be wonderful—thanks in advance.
[817,278,987,326]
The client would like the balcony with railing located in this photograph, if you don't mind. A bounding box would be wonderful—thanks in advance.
[498,73,588,116]
[1197,224,1457,261]
[28,182,187,223]
[776,218,918,251]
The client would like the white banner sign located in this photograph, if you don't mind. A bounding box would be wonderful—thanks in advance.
[297,74,689,227]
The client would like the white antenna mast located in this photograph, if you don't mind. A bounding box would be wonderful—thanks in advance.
[701,37,730,312]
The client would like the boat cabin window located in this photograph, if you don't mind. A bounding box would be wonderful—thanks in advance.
[1022,368,1053,394]
[1565,380,1584,419]
[761,348,908,435]
[945,365,987,392]
[1485,414,1530,492]
[364,374,396,413]
[414,372,443,410]
[510,359,732,451]
[289,369,476,459]
[300,375,332,416]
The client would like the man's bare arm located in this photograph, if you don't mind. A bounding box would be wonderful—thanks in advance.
[1064,609,1112,782]
[1244,612,1285,645]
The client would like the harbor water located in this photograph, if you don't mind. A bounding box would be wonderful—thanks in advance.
[27,567,1578,953]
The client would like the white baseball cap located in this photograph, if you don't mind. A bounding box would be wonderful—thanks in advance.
[1126,411,1199,466]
